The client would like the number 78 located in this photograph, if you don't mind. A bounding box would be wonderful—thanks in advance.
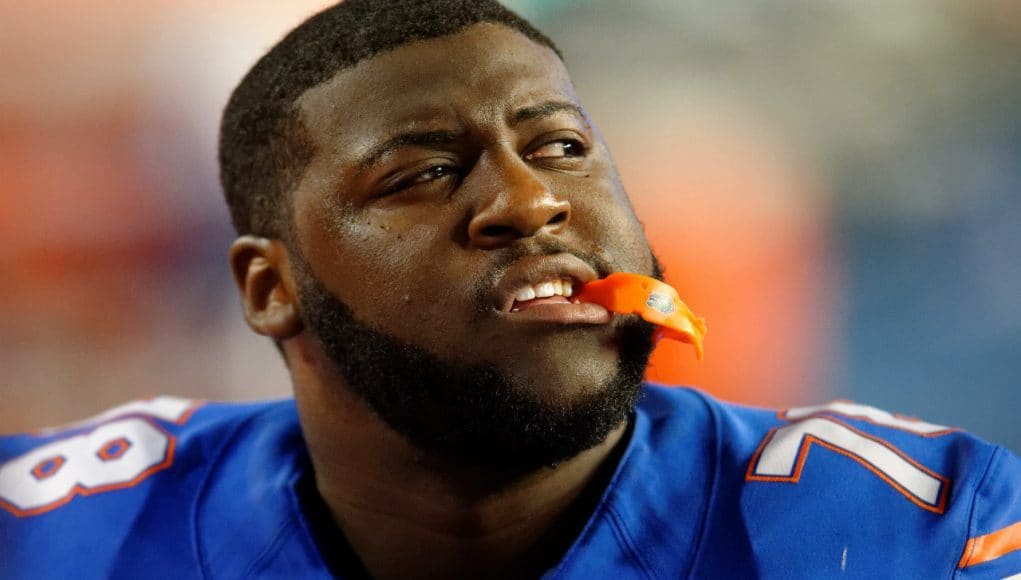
[746,402,953,513]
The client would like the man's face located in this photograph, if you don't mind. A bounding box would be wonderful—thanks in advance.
[289,23,657,466]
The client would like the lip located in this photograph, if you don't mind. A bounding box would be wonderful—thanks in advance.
[501,300,613,325]
[490,253,613,325]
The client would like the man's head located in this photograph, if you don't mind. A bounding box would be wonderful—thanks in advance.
[222,0,660,471]
[220,0,560,239]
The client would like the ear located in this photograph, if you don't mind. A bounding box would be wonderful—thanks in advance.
[228,235,303,340]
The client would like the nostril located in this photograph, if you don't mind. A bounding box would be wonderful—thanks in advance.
[480,224,516,239]
[548,211,568,225]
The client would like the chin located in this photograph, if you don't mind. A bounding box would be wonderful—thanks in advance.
[501,346,625,405]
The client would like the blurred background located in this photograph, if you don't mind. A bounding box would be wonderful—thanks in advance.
[1,0,1018,451]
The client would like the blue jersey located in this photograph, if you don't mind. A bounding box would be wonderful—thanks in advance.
[2,385,1019,579]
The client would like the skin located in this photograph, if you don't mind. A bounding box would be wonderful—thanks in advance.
[229,23,655,579]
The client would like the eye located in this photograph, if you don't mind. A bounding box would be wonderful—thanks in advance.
[525,139,586,161]
[382,163,459,197]
[411,164,455,184]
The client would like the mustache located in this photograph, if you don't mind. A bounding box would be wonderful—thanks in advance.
[488,237,613,279]
[472,240,666,303]
[469,239,625,312]
[482,239,663,281]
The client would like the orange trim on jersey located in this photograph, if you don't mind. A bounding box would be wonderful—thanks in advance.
[96,437,132,462]
[0,419,178,518]
[776,401,960,438]
[170,399,203,425]
[126,396,203,426]
[30,455,66,481]
[958,520,1021,569]
[746,416,950,514]
[29,397,204,436]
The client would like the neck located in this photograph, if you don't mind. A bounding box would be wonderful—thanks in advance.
[288,337,630,580]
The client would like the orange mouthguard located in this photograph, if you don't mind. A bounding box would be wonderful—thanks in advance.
[574,273,706,359]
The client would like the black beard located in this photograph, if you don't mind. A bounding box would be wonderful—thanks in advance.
[293,254,659,473]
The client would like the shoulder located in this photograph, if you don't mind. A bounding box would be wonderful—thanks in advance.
[638,384,1008,506]
[0,396,301,578]
[637,385,1021,578]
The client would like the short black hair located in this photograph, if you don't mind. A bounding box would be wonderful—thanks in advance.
[219,0,562,238]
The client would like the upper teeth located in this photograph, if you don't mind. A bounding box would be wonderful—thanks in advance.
[514,278,574,302]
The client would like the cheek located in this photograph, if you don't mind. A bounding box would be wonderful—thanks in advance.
[336,221,435,299]
[567,178,653,275]
[321,216,479,346]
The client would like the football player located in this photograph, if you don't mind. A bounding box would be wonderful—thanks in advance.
[2,1,1018,578]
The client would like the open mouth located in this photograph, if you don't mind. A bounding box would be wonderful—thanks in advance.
[504,276,611,324]
[490,253,613,325]
[510,278,576,312]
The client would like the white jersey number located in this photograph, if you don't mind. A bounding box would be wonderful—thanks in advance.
[747,401,953,513]
[0,397,198,517]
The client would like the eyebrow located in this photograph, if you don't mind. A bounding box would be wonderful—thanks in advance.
[357,129,463,171]
[510,100,585,126]
[355,101,585,171]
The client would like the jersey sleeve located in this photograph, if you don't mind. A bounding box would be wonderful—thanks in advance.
[0,397,308,580]
[0,397,207,579]
[719,398,1020,578]
[956,446,1021,579]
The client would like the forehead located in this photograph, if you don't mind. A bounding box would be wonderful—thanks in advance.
[295,23,576,156]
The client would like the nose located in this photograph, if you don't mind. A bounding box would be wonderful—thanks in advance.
[466,148,572,249]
